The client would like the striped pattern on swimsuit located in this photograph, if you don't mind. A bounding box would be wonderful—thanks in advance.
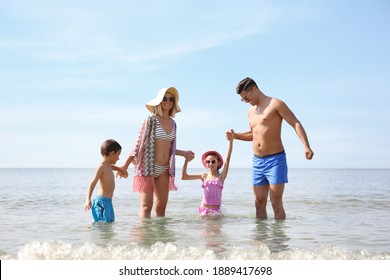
[155,120,175,141]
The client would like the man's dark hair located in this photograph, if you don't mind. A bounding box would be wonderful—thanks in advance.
[101,139,122,156]
[236,77,258,94]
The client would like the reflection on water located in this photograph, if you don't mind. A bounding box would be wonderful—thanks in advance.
[252,220,290,253]
[130,218,176,246]
[129,215,229,256]
[89,222,116,245]
[200,215,227,254]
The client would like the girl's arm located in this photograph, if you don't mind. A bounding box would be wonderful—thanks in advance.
[181,158,203,181]
[220,135,233,182]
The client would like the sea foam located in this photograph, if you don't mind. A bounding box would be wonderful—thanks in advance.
[1,241,389,260]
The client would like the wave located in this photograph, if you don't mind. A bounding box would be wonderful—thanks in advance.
[1,241,389,260]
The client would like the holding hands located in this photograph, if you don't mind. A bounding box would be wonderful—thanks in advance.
[115,166,129,179]
[225,129,235,142]
[184,150,195,162]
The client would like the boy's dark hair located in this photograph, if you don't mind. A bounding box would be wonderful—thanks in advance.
[236,77,258,94]
[101,139,122,156]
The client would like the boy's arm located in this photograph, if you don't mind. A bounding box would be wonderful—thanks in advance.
[181,158,203,181]
[116,155,135,178]
[220,135,233,182]
[83,165,103,211]
[112,165,128,178]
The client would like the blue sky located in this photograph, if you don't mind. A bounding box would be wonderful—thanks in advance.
[1,0,389,168]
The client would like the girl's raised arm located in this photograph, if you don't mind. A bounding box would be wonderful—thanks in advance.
[181,159,204,181]
[220,136,233,182]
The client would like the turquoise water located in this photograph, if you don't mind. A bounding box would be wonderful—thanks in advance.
[0,168,389,260]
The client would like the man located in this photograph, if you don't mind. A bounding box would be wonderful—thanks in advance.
[226,77,314,219]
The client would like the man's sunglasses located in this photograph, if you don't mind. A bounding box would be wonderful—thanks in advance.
[240,88,252,102]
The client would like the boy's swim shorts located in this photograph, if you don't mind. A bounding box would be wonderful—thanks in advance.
[91,196,115,222]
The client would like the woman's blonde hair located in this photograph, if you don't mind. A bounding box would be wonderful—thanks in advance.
[153,99,180,117]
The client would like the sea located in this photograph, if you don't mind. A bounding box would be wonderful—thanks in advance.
[0,168,389,260]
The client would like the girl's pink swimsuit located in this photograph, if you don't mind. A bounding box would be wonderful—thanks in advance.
[198,177,223,215]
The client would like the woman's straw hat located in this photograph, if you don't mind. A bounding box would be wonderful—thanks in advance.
[146,87,181,113]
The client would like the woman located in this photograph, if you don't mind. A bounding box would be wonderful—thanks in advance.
[120,87,194,218]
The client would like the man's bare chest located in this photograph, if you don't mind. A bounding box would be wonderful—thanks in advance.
[250,107,276,126]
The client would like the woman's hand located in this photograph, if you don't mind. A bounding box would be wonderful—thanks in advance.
[184,150,195,161]
[115,166,129,178]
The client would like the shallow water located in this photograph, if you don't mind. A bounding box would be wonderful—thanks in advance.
[0,168,389,260]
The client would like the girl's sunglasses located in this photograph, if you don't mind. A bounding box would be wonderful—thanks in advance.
[206,160,217,164]
[163,97,175,102]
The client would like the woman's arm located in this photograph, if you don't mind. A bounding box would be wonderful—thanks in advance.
[120,155,135,171]
[116,118,148,177]
[176,149,195,161]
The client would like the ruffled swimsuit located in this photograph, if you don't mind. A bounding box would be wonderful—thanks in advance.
[198,177,223,215]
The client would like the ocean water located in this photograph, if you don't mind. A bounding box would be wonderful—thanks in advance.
[0,168,389,260]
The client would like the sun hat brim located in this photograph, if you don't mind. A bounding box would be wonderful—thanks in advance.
[145,87,181,113]
[202,150,224,169]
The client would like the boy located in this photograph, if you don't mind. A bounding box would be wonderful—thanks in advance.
[84,139,127,222]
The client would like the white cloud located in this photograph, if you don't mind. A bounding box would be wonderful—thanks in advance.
[1,0,280,64]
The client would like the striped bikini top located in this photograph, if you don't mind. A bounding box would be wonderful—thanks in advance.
[156,118,175,141]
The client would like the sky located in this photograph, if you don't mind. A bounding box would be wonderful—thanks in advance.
[1,0,389,169]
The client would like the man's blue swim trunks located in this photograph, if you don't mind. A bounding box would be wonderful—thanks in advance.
[252,151,288,187]
[91,196,115,222]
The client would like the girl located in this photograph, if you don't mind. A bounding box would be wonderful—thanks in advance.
[182,136,233,216]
